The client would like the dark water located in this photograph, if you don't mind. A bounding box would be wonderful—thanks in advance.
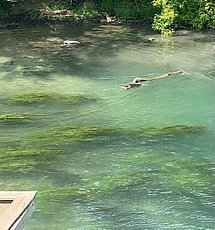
[0,23,215,229]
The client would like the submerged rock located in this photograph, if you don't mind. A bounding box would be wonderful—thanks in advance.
[64,40,80,45]
[148,37,155,42]
[63,40,80,47]
[6,23,19,29]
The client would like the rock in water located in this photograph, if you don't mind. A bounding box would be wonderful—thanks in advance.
[63,40,80,47]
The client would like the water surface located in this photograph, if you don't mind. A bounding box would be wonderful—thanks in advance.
[0,23,215,230]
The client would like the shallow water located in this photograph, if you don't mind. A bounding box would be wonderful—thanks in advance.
[0,23,215,230]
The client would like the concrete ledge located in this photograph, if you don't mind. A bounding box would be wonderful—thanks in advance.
[0,191,37,230]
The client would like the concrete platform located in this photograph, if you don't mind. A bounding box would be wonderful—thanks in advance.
[0,191,37,230]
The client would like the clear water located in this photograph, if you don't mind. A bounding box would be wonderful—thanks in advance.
[0,23,215,230]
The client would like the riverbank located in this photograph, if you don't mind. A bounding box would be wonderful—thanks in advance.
[0,1,152,29]
[0,0,214,35]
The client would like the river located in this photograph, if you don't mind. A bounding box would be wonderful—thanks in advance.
[0,23,215,229]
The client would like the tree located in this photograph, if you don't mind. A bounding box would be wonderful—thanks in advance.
[152,0,215,35]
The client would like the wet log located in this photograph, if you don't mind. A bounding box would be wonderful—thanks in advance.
[122,70,184,89]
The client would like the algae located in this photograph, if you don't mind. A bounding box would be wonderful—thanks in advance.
[142,125,206,136]
[5,92,94,105]
[0,148,53,159]
[1,123,210,215]
[40,156,213,198]
[36,169,147,210]
[25,124,206,148]
[0,159,37,172]
[34,154,215,215]
[25,125,126,147]
[170,160,215,191]
[73,171,145,194]
[0,113,38,125]
[125,149,215,197]
[0,148,56,172]
[1,144,213,218]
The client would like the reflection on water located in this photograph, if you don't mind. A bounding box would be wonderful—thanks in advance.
[0,23,215,230]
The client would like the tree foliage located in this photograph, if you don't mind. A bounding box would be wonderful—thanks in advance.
[0,0,11,18]
[1,0,214,35]
[152,0,215,35]
[152,0,176,36]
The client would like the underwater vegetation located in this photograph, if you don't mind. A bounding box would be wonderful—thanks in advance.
[26,125,126,146]
[0,148,53,159]
[38,169,147,203]
[33,151,215,215]
[4,92,94,105]
[0,148,58,172]
[0,123,207,174]
[25,124,206,148]
[141,124,206,136]
[1,122,213,221]
[126,150,215,193]
[1,123,207,173]
[0,113,38,125]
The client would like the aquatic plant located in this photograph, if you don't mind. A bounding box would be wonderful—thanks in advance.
[25,124,206,148]
[0,113,38,125]
[0,149,36,172]
[141,125,206,137]
[126,149,215,197]
[26,125,124,147]
[0,148,56,172]
[34,150,215,217]
[0,158,37,172]
[0,148,52,159]
[36,168,147,212]
[169,159,215,190]
[5,92,93,105]
[1,139,213,221]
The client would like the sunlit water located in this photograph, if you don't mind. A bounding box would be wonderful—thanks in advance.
[0,23,215,230]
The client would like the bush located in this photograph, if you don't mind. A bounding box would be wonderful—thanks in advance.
[152,0,176,36]
[0,0,12,19]
[152,0,215,35]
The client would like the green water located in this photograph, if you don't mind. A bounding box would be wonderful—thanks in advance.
[0,23,215,229]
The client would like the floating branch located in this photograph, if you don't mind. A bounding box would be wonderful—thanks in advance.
[122,70,184,89]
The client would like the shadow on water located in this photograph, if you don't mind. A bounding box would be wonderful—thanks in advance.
[0,23,155,79]
[1,23,214,89]
[3,23,200,82]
